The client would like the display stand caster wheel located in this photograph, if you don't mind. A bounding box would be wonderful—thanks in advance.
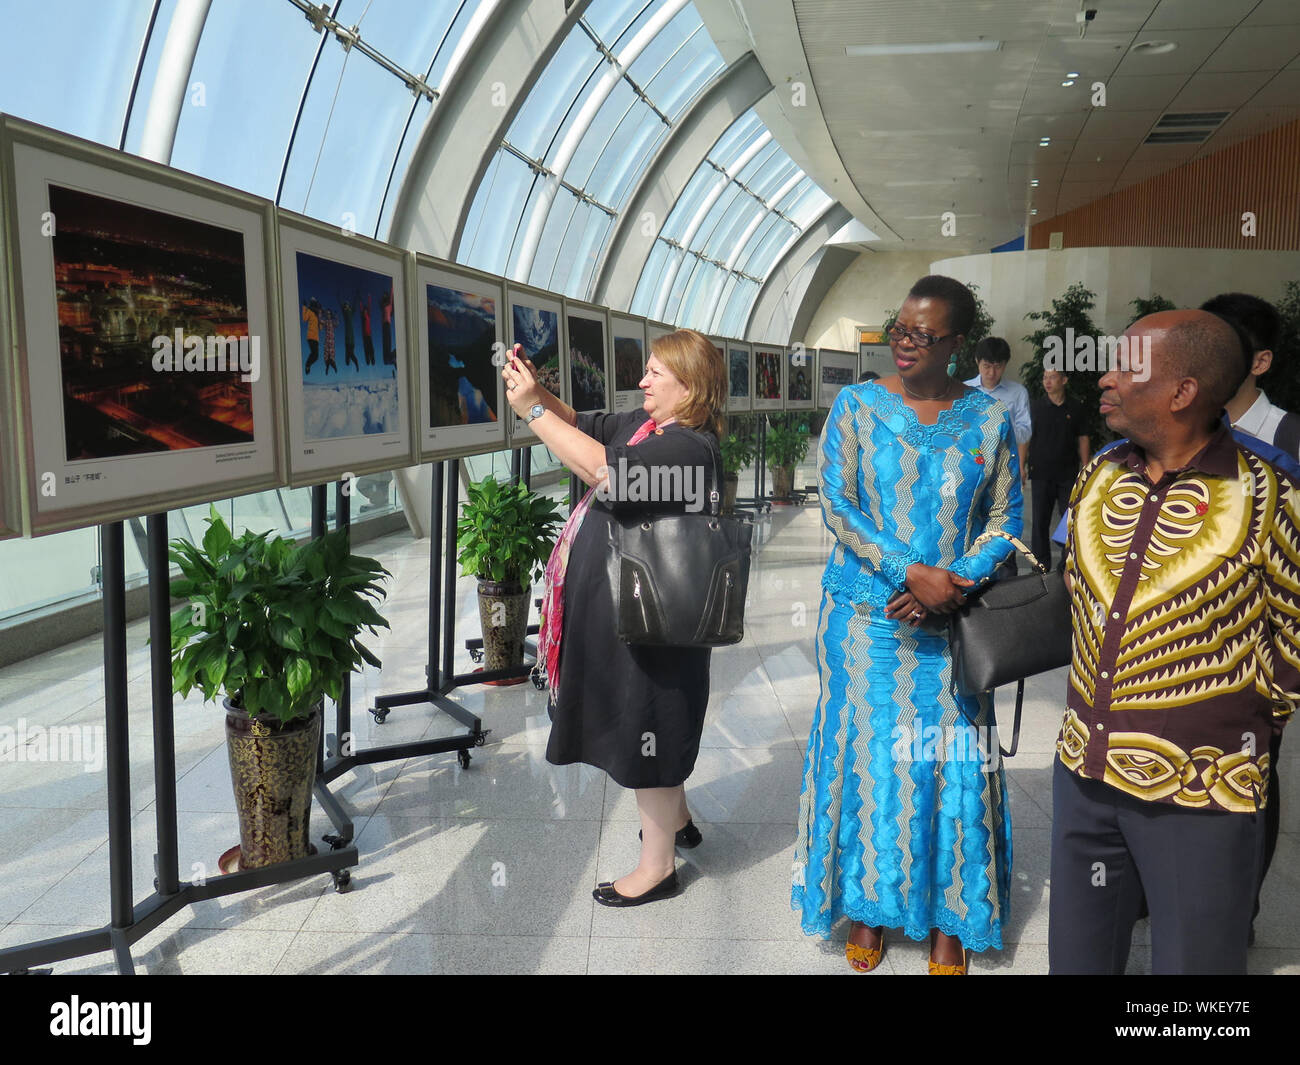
[369,705,389,723]
[458,749,472,769]
[323,833,349,851]
[475,730,490,747]
[531,672,546,690]
[469,647,484,663]
[331,869,352,892]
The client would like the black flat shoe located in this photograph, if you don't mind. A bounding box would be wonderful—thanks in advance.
[592,870,680,907]
[638,819,703,849]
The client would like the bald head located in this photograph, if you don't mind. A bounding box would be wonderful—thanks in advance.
[1131,310,1249,419]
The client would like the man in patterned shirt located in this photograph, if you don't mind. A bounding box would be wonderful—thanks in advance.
[1049,310,1300,975]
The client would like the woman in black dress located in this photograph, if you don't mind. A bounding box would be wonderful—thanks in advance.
[502,329,726,906]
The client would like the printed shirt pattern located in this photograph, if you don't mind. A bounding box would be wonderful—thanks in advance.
[1059,425,1300,813]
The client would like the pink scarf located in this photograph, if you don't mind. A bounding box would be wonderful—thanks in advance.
[535,418,657,697]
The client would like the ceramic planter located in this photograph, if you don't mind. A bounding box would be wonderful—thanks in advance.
[223,698,320,869]
[477,580,531,672]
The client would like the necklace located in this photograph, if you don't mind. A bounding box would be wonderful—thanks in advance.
[900,375,953,402]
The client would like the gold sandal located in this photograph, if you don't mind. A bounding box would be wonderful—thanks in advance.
[846,923,885,973]
[927,930,969,975]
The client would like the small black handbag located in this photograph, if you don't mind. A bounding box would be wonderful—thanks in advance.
[945,532,1072,756]
[606,455,753,647]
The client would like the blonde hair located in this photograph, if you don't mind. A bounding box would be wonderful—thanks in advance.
[649,328,727,437]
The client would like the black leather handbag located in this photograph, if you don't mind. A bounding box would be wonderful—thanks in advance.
[606,459,753,647]
[945,532,1072,756]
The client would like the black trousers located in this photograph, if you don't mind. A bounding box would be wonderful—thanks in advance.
[1049,760,1264,975]
[1254,729,1283,922]
[1031,478,1072,570]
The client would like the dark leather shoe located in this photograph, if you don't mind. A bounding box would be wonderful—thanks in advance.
[638,819,703,849]
[592,870,680,907]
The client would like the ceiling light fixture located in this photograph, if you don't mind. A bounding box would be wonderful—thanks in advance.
[845,40,1002,56]
[1061,79,1075,87]
[1066,71,1079,78]
[1131,40,1178,56]
[1030,179,1039,186]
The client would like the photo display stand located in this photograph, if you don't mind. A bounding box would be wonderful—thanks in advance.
[0,500,361,976]
[357,457,495,764]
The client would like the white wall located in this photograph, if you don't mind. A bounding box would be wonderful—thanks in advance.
[803,247,1300,379]
[802,250,934,350]
[931,247,1300,379]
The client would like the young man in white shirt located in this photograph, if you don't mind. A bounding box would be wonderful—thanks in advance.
[964,336,1032,485]
[1199,291,1299,947]
[1202,292,1300,460]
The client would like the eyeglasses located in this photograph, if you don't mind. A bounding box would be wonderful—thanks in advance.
[887,324,955,348]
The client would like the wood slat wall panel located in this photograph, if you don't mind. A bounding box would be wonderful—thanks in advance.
[1029,119,1300,251]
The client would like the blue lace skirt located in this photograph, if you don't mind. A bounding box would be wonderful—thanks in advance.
[791,589,1013,952]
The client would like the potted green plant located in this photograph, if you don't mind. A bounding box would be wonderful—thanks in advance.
[456,477,563,674]
[720,432,756,514]
[765,416,811,503]
[168,506,390,871]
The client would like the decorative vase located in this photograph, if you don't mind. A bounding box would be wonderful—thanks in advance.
[223,698,320,869]
[770,465,794,502]
[477,580,531,672]
[723,472,739,514]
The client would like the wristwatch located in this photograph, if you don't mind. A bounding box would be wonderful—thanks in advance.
[526,403,545,424]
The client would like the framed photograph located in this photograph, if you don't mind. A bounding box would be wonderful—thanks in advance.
[784,344,814,411]
[563,299,609,415]
[0,227,21,539]
[817,348,857,408]
[278,212,413,485]
[610,312,647,413]
[646,320,674,347]
[2,116,283,536]
[726,340,752,413]
[752,344,784,411]
[860,341,892,381]
[414,257,506,460]
[505,283,565,448]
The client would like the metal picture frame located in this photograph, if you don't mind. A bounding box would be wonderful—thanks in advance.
[2,115,284,536]
[278,210,415,485]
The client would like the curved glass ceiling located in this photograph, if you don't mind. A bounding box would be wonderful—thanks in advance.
[458,0,727,298]
[0,0,837,336]
[630,106,833,337]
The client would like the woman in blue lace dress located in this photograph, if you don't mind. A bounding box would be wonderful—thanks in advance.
[792,275,1023,975]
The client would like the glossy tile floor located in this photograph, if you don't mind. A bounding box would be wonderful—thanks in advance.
[1,468,1296,975]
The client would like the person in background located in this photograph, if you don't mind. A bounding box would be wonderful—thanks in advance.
[1201,293,1299,460]
[966,337,1032,487]
[1049,310,1300,975]
[1027,368,1089,570]
[1200,291,1297,946]
[858,369,880,383]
